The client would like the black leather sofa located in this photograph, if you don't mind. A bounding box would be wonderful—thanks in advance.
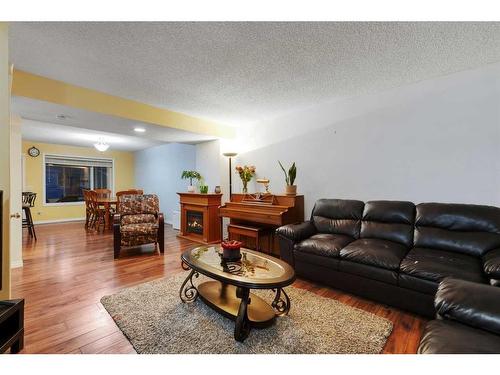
[276,199,500,317]
[418,278,500,353]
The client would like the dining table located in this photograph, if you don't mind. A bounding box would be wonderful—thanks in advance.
[96,196,117,230]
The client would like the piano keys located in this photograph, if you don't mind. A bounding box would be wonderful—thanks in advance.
[219,193,304,256]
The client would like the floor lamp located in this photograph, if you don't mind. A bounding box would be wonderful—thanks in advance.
[223,152,238,198]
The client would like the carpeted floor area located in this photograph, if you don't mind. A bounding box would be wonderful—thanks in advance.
[101,273,393,354]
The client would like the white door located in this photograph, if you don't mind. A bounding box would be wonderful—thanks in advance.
[9,114,23,268]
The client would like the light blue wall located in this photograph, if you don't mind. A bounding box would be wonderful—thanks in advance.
[135,143,196,223]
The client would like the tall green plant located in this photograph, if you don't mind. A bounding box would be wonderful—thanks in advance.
[278,161,297,186]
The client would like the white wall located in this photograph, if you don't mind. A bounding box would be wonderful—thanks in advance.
[195,140,223,190]
[10,115,22,268]
[135,143,196,224]
[230,63,500,217]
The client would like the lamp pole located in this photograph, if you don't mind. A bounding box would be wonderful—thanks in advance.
[223,152,237,199]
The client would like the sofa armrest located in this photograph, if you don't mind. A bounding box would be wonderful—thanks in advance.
[435,277,500,335]
[483,248,500,280]
[276,221,316,267]
[276,221,317,242]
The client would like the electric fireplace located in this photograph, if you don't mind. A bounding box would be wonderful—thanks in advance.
[177,192,222,244]
[186,210,203,235]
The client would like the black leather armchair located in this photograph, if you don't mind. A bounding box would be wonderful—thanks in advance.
[418,278,500,353]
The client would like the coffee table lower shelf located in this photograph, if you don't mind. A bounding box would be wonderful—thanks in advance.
[198,281,276,328]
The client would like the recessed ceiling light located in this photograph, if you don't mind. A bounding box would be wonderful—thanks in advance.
[134,127,146,133]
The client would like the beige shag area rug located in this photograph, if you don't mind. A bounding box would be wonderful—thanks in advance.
[101,273,393,354]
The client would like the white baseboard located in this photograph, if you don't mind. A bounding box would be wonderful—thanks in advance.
[11,259,23,269]
[34,217,86,225]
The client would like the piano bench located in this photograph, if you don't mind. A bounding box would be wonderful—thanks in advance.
[227,224,273,254]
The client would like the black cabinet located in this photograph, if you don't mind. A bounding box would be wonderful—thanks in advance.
[0,299,25,354]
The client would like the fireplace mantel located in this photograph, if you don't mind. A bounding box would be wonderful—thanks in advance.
[177,193,222,244]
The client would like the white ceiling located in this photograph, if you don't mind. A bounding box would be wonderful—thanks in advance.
[14,97,217,151]
[9,22,500,127]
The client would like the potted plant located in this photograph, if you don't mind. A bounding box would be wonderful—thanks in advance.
[278,161,297,196]
[235,165,256,193]
[181,170,202,192]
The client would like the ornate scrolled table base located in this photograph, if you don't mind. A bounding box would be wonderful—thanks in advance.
[178,274,292,342]
[179,268,200,303]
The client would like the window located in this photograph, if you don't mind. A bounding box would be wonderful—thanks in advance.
[44,155,113,204]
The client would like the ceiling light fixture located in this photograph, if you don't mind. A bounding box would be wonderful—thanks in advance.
[134,127,146,133]
[94,139,110,152]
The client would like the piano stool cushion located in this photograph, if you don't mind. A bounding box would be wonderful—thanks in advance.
[294,233,354,258]
[339,238,409,270]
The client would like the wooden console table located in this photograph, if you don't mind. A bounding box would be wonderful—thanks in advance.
[177,193,222,244]
[0,299,25,354]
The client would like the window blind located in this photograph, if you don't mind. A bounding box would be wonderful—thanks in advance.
[45,155,113,168]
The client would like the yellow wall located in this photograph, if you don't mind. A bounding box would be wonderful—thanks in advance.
[23,141,136,222]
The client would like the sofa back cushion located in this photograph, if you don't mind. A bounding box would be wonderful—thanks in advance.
[311,199,364,238]
[119,194,159,216]
[415,203,500,257]
[360,200,415,247]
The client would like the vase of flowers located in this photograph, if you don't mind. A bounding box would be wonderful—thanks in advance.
[235,165,256,193]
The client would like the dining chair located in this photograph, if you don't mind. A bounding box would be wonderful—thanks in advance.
[22,192,37,240]
[94,189,112,198]
[83,189,92,229]
[87,190,106,231]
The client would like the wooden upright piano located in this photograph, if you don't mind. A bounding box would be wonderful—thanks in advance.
[219,193,304,256]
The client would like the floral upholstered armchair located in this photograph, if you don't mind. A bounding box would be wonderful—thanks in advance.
[113,194,164,259]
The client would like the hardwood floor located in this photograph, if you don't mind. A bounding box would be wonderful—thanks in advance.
[12,222,426,354]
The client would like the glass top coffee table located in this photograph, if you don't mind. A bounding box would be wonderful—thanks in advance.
[179,245,295,342]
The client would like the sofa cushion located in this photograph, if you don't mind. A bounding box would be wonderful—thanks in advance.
[418,320,500,354]
[339,238,408,270]
[121,213,157,225]
[294,233,353,258]
[339,260,398,285]
[399,247,485,285]
[121,222,159,235]
[294,250,340,270]
[398,273,439,295]
[119,194,160,215]
[414,203,500,257]
[311,199,364,238]
[361,200,415,247]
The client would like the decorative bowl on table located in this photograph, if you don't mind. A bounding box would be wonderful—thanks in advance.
[221,240,243,261]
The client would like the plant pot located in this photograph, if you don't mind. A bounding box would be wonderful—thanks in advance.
[187,185,195,193]
[199,185,208,194]
[285,185,297,196]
